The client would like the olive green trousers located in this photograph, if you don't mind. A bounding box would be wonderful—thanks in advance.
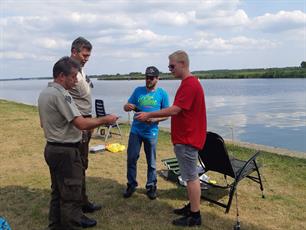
[44,144,83,230]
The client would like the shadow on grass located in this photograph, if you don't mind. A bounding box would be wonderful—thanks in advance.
[0,176,268,230]
[156,170,229,201]
[201,186,229,202]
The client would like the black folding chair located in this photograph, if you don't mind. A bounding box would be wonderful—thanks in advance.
[95,99,122,142]
[198,131,265,214]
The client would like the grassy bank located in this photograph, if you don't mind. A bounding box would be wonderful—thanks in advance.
[0,99,306,230]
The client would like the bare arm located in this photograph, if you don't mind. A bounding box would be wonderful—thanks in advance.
[72,114,118,130]
[135,105,182,122]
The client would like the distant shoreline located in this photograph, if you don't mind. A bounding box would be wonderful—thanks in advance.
[1,66,305,81]
[95,66,306,80]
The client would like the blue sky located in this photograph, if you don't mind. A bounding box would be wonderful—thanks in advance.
[0,0,305,79]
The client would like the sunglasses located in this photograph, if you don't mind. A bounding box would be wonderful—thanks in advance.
[145,76,157,80]
[168,64,175,71]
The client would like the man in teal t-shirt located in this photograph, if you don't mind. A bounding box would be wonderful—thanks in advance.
[123,66,169,200]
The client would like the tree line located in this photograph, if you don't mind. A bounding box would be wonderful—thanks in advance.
[93,64,306,80]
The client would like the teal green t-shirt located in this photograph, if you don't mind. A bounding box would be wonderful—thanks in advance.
[128,87,169,138]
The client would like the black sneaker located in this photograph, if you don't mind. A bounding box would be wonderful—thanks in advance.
[172,215,201,227]
[146,186,157,200]
[123,184,136,198]
[173,203,191,216]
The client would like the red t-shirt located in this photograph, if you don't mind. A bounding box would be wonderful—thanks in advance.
[171,76,207,150]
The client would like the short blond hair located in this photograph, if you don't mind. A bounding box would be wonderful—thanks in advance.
[169,50,189,67]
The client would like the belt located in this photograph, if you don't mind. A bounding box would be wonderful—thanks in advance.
[83,115,92,118]
[47,141,80,148]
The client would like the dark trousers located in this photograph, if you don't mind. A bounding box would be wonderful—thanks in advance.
[79,130,92,206]
[44,144,83,230]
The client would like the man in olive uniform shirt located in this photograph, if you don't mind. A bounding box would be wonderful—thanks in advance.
[38,56,118,229]
[68,37,101,213]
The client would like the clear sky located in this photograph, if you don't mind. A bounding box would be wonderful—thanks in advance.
[0,0,305,79]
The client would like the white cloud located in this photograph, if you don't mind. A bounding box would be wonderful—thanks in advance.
[104,50,149,59]
[0,51,54,61]
[195,9,250,28]
[0,51,25,60]
[2,16,49,31]
[121,29,174,45]
[35,38,68,49]
[70,12,97,23]
[229,36,279,49]
[195,0,241,13]
[122,29,159,43]
[151,11,195,26]
[0,0,305,77]
[65,12,141,29]
[188,35,278,52]
[252,10,306,32]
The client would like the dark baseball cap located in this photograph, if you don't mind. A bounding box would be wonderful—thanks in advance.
[145,66,159,77]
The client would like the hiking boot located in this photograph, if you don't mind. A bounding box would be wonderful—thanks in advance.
[173,203,191,216]
[82,202,102,213]
[172,215,201,227]
[146,186,157,200]
[123,184,136,198]
[81,215,97,228]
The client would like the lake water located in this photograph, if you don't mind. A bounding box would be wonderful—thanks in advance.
[0,78,305,153]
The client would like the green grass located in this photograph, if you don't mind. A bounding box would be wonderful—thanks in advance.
[1,99,306,229]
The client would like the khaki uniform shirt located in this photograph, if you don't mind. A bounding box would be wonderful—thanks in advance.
[38,82,82,143]
[68,69,92,116]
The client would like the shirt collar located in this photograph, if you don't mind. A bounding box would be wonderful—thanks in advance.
[48,82,66,92]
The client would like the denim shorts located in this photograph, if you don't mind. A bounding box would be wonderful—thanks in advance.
[174,144,199,182]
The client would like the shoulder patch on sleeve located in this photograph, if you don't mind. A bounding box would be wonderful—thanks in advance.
[65,95,72,104]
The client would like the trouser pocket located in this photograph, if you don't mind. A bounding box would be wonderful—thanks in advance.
[62,178,82,202]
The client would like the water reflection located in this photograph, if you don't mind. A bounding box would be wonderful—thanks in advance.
[0,78,305,152]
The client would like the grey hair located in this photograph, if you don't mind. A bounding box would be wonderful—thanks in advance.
[71,37,92,53]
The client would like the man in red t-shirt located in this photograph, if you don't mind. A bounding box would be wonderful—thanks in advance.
[135,50,207,227]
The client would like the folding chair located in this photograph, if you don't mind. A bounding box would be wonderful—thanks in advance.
[161,157,207,188]
[198,131,265,214]
[95,99,122,142]
[161,157,181,182]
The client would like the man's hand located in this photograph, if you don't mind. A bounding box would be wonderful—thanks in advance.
[105,114,119,124]
[124,103,137,112]
[135,112,150,122]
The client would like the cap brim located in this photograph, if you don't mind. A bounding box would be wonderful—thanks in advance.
[145,74,158,77]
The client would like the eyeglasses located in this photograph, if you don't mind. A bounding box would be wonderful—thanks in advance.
[145,76,157,80]
[168,64,175,71]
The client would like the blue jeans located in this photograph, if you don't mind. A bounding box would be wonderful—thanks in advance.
[127,132,157,189]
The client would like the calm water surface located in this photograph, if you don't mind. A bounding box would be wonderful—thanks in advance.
[0,78,305,152]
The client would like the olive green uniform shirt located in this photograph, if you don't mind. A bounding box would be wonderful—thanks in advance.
[38,82,82,143]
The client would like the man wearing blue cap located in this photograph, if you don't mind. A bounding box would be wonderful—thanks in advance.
[123,66,169,200]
